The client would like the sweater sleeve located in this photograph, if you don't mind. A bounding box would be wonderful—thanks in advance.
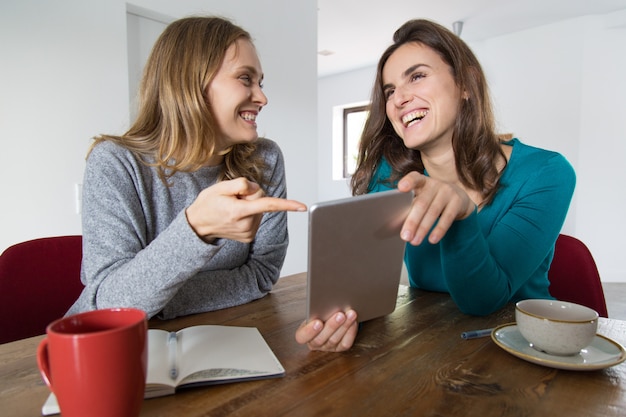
[67,140,290,319]
[437,151,576,315]
[158,147,290,319]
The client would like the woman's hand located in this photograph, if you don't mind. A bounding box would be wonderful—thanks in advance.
[295,310,358,352]
[397,172,475,245]
[185,177,306,243]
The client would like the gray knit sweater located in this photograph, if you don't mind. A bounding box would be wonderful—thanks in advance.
[67,138,290,319]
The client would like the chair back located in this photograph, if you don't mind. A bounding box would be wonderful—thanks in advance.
[548,234,608,318]
[0,235,84,344]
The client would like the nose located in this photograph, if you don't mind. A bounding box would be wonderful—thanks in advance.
[392,84,411,107]
[252,85,268,108]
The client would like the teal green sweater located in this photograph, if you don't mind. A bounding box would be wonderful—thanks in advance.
[370,139,576,315]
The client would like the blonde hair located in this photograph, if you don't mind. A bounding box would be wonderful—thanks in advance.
[91,16,266,184]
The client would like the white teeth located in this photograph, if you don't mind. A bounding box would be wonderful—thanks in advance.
[401,110,428,127]
[241,112,257,121]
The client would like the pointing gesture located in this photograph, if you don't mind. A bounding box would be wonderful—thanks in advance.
[186,178,306,243]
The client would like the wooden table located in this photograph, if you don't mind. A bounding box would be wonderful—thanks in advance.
[1,272,625,416]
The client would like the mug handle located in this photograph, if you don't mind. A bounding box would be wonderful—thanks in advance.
[37,338,53,389]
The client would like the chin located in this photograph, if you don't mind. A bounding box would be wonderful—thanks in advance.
[243,135,259,143]
[401,139,420,150]
[227,134,259,145]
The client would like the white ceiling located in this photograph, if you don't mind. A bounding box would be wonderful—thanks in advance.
[317,0,626,77]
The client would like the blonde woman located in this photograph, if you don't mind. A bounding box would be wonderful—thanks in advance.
[68,16,305,319]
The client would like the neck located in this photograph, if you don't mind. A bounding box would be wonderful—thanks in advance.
[205,144,233,167]
[421,145,459,184]
[205,154,225,167]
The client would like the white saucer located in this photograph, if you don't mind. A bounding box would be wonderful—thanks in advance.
[491,323,626,371]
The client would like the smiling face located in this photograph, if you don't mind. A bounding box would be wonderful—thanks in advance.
[207,38,268,150]
[382,42,464,153]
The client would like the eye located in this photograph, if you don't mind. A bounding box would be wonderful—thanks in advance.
[410,72,425,82]
[239,74,252,86]
[384,88,395,100]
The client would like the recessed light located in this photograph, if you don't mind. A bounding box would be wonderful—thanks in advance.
[318,49,335,56]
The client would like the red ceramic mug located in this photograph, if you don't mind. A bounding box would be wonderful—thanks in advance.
[37,308,148,417]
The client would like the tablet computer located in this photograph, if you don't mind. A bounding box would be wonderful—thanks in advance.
[306,189,412,323]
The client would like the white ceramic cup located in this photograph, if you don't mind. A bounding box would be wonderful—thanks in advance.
[515,299,598,356]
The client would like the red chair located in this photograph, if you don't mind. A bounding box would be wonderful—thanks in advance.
[0,235,84,344]
[548,234,609,318]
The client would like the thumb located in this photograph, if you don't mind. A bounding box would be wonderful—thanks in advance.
[219,178,262,198]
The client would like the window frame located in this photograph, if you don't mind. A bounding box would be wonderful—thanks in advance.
[341,104,369,178]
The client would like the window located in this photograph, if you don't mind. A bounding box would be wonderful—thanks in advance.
[332,102,369,180]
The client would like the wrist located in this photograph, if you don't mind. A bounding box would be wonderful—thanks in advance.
[459,202,477,221]
[185,205,216,244]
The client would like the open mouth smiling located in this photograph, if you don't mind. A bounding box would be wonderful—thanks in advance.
[401,110,428,128]
[240,111,258,122]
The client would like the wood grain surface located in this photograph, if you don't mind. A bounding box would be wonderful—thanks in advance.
[1,272,624,417]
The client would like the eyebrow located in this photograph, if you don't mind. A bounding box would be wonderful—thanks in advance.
[237,65,264,80]
[382,63,427,91]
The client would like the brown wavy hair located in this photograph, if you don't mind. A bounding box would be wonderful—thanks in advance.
[350,19,505,206]
[89,16,266,185]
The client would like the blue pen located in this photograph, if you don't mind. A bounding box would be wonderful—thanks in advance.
[168,332,179,379]
[461,328,494,340]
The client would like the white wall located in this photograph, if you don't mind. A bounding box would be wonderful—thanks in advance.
[1,0,129,247]
[126,10,170,122]
[318,11,626,282]
[0,0,317,276]
[578,11,626,282]
[475,12,626,283]
[317,66,376,201]
[471,18,586,235]
[4,2,625,282]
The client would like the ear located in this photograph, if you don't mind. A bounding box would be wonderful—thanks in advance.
[462,66,482,101]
